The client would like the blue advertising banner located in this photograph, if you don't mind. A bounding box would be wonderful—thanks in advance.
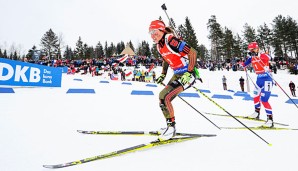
[0,58,62,87]
[61,66,68,73]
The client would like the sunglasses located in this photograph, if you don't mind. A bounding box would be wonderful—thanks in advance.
[149,29,158,36]
[248,48,257,52]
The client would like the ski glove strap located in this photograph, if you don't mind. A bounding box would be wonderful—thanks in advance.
[180,72,192,85]
[156,74,166,84]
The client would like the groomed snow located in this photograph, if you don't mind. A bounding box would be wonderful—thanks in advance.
[1,67,297,171]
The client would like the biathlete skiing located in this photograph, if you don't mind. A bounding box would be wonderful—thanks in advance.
[243,42,274,128]
[148,20,198,140]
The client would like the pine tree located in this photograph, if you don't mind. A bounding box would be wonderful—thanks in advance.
[233,34,244,58]
[13,51,18,60]
[207,15,223,61]
[183,17,200,54]
[0,49,3,57]
[26,45,38,60]
[116,41,125,55]
[84,44,94,59]
[136,41,151,56]
[285,16,298,59]
[198,44,209,61]
[95,41,105,58]
[242,23,257,45]
[64,46,73,60]
[128,41,135,52]
[105,42,115,57]
[40,29,59,60]
[104,41,108,57]
[272,15,288,59]
[257,23,272,52]
[75,37,84,59]
[222,27,234,59]
[150,45,160,59]
[3,50,7,58]
[178,25,186,39]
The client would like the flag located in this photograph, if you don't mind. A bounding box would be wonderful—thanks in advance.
[148,63,154,72]
[110,74,118,80]
[125,71,132,77]
[117,54,128,63]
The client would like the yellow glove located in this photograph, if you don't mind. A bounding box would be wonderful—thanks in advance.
[180,72,192,85]
[156,74,166,84]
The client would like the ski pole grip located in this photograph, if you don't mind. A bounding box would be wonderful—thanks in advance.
[194,67,200,78]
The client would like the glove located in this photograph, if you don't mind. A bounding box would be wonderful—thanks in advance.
[272,80,276,86]
[156,74,166,84]
[251,52,257,56]
[264,66,270,72]
[180,72,192,85]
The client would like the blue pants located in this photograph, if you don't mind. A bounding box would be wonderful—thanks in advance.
[253,75,273,115]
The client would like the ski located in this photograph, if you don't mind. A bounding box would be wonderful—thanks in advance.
[204,112,289,126]
[43,135,214,169]
[77,130,215,137]
[220,126,298,130]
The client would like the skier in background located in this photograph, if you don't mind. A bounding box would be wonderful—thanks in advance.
[242,42,274,128]
[149,20,197,141]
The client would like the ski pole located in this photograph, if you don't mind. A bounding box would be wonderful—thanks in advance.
[161,3,179,38]
[246,69,258,88]
[160,83,221,130]
[191,85,272,146]
[245,68,250,92]
[161,3,202,82]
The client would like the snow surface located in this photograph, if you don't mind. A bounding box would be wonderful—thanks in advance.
[1,67,298,171]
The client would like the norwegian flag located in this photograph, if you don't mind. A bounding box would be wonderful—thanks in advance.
[117,54,128,63]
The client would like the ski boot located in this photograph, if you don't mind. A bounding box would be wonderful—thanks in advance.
[262,115,274,128]
[247,109,260,119]
[158,118,176,141]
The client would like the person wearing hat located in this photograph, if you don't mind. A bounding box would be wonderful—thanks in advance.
[239,76,245,92]
[242,42,274,128]
[289,81,296,97]
[148,20,198,141]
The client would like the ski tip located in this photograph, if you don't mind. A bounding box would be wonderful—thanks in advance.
[43,165,53,169]
[268,143,273,146]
